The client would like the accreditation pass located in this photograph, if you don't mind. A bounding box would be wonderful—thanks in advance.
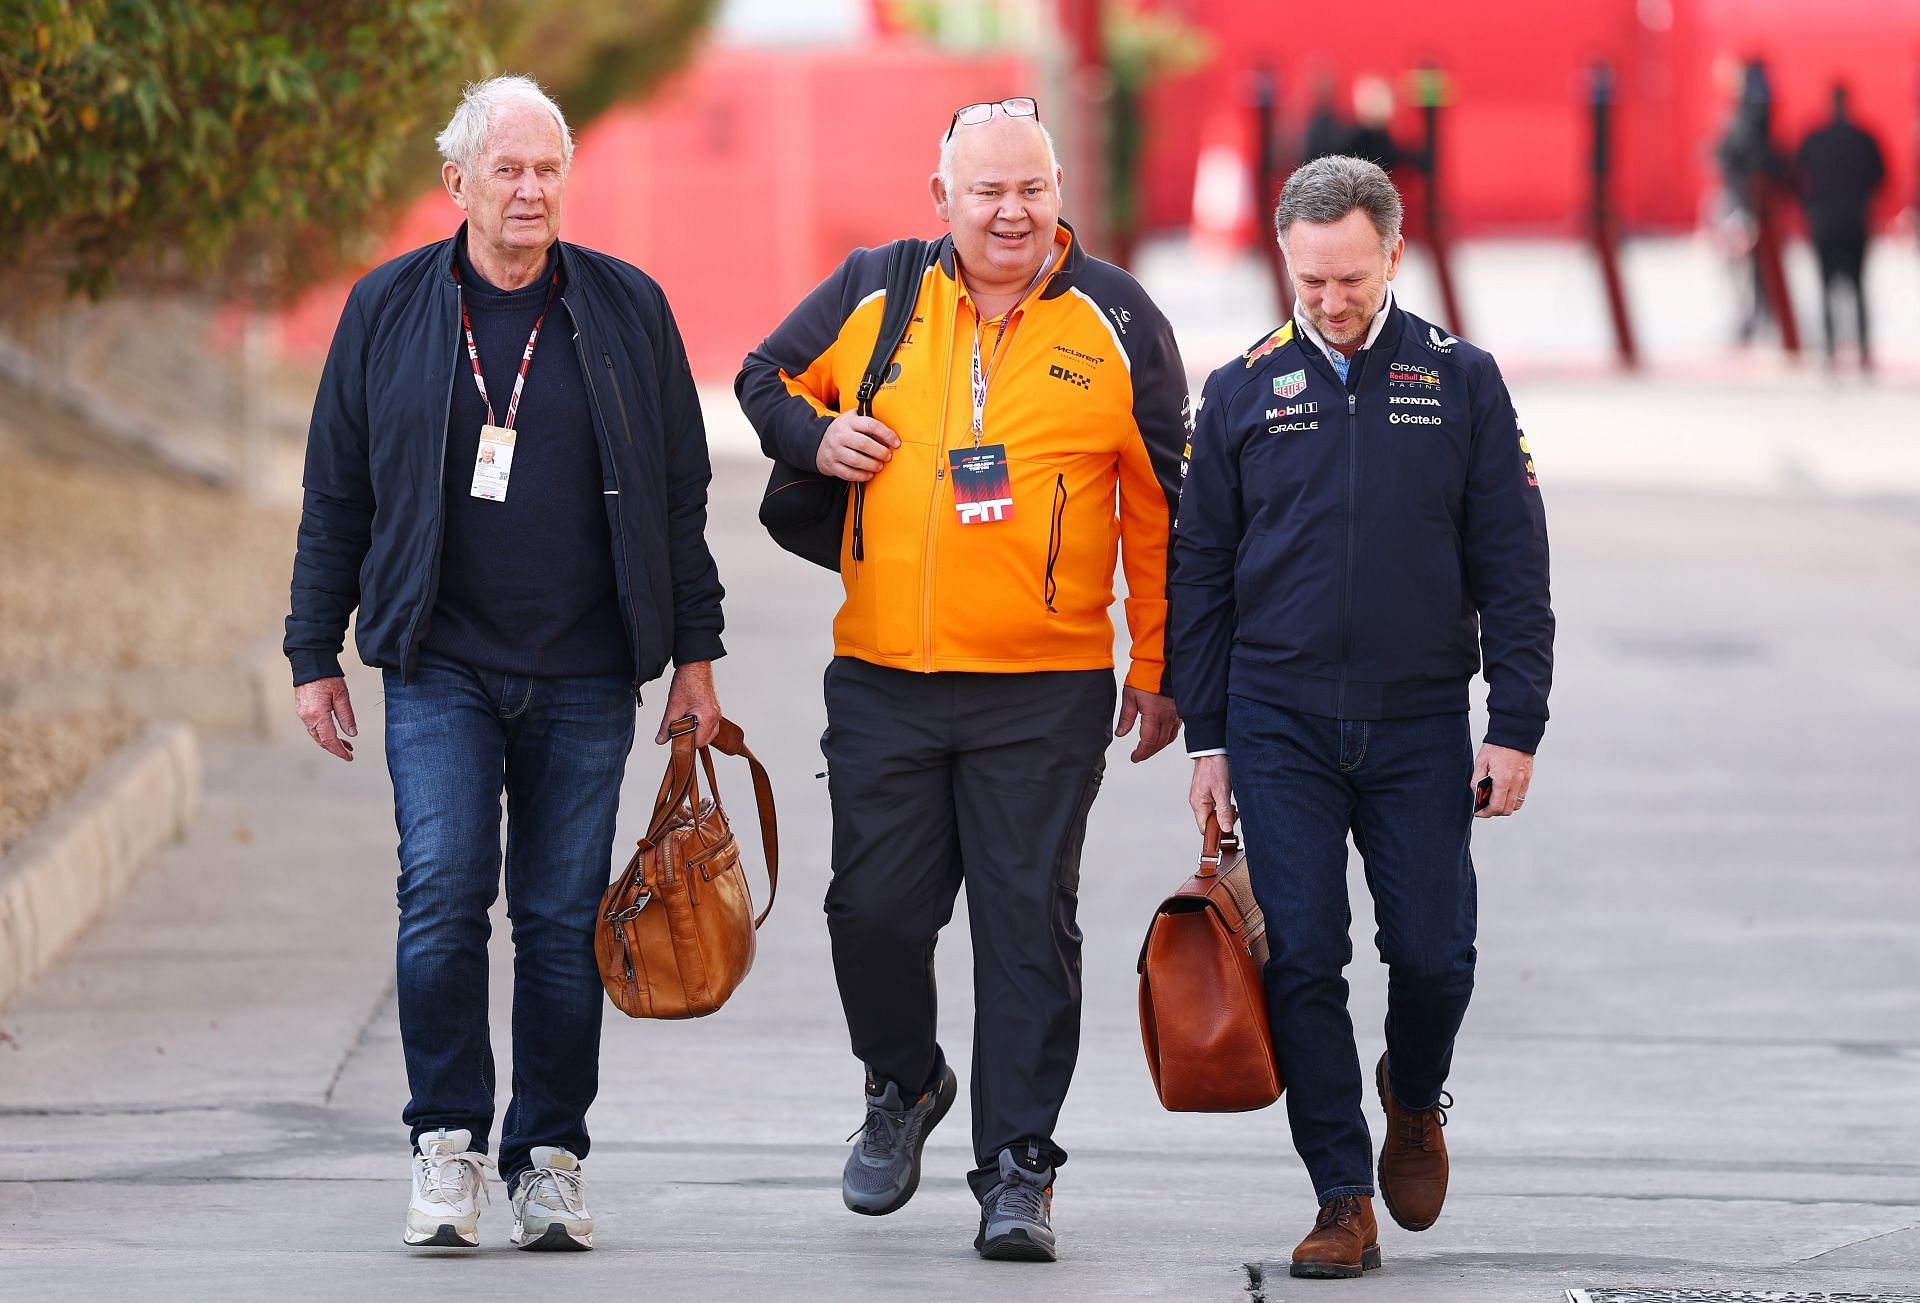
[470,424,516,501]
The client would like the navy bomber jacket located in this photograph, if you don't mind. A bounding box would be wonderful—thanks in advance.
[1168,301,1553,753]
[285,225,725,691]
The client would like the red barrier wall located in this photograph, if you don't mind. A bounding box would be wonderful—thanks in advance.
[280,44,1033,383]
[1136,0,1917,237]
[280,5,1914,380]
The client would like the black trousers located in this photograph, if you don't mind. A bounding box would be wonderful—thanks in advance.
[1814,231,1870,362]
[821,656,1115,1199]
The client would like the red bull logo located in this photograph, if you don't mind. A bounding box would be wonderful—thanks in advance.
[1242,322,1295,368]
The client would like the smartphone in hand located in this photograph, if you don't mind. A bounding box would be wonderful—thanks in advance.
[1473,775,1494,813]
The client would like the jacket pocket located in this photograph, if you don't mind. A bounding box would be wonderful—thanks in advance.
[836,438,936,659]
[1044,473,1066,613]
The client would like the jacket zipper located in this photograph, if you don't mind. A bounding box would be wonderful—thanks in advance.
[400,280,460,683]
[1044,473,1066,611]
[1338,388,1359,717]
[921,291,960,671]
[600,349,636,448]
[564,297,645,693]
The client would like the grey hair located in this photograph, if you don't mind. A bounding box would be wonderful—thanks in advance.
[435,75,574,175]
[937,117,1061,193]
[1274,155,1403,253]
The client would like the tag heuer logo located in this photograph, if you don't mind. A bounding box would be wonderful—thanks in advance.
[1272,369,1308,399]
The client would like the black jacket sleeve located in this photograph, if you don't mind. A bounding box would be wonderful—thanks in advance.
[1464,356,1554,751]
[649,277,727,667]
[285,285,375,686]
[733,253,860,468]
[1167,369,1244,752]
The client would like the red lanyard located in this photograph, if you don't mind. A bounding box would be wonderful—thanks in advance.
[963,248,1053,447]
[451,260,560,431]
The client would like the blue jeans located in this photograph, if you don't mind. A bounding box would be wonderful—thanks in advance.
[383,651,635,1190]
[1226,698,1477,1203]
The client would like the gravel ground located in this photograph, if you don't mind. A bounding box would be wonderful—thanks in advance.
[0,711,137,855]
[0,410,295,679]
[0,392,295,850]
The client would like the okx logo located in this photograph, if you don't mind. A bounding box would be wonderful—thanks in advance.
[1049,363,1091,390]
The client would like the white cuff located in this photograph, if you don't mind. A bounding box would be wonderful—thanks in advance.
[1187,747,1228,758]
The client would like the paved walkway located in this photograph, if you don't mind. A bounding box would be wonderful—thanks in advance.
[3,430,1917,1299]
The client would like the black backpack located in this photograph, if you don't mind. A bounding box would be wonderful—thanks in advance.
[757,238,932,571]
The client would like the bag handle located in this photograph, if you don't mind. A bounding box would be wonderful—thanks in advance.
[846,237,933,563]
[650,715,780,928]
[1195,813,1240,879]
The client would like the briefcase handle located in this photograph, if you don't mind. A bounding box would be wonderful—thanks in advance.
[1196,813,1241,879]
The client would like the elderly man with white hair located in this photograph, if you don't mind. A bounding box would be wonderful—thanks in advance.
[286,75,727,1252]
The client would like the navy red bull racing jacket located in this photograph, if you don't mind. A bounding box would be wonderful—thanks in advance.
[1168,301,1554,753]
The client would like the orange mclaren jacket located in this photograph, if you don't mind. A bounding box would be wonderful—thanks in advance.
[735,223,1188,693]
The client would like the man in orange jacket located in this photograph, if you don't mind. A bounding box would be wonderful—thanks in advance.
[737,98,1187,1262]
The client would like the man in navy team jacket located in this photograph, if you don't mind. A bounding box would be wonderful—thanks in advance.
[285,76,725,1254]
[1169,155,1553,1281]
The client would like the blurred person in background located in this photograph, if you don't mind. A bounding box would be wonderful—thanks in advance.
[1714,59,1786,345]
[1342,75,1408,176]
[737,97,1187,1263]
[1796,83,1886,370]
[1171,155,1553,1281]
[1302,72,1349,164]
[285,74,726,1253]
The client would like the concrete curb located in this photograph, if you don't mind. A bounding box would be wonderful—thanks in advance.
[0,723,201,1010]
[0,634,289,740]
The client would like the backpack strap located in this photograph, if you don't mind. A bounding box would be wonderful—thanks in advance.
[848,238,933,561]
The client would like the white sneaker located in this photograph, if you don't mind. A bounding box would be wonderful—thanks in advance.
[510,1146,593,1250]
[403,1127,495,1248]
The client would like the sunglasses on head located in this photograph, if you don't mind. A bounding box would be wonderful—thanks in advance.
[945,97,1039,141]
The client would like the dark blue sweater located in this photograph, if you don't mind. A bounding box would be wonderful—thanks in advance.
[422,240,632,679]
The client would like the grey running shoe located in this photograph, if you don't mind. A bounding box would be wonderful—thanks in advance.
[974,1145,1057,1262]
[403,1128,494,1248]
[509,1146,592,1250]
[841,1064,958,1216]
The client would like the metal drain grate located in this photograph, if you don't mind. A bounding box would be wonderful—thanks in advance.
[1568,1292,1920,1303]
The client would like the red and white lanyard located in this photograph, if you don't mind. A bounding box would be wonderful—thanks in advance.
[966,248,1055,448]
[969,311,1015,448]
[451,261,560,431]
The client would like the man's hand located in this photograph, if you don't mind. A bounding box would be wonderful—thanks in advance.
[1473,742,1534,818]
[1115,686,1180,763]
[816,412,901,482]
[1189,754,1235,833]
[656,661,721,748]
[294,676,357,762]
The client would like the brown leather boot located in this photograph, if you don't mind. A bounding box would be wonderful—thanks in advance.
[1375,1052,1451,1231]
[1288,1194,1381,1279]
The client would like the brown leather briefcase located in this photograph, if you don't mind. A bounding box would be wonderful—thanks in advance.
[1137,815,1283,1112]
[595,716,777,1019]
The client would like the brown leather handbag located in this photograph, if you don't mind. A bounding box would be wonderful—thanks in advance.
[595,716,777,1019]
[1137,815,1283,1112]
